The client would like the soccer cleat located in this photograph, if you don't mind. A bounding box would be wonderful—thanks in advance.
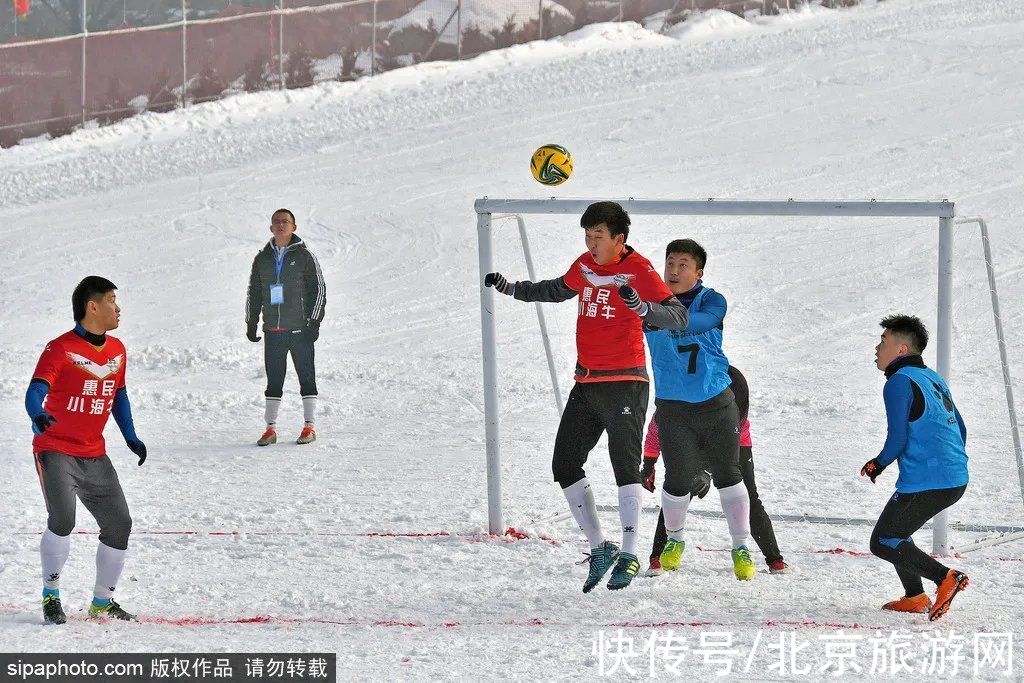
[768,559,793,575]
[579,541,618,593]
[732,546,756,581]
[645,556,665,577]
[257,428,277,447]
[882,593,932,614]
[88,599,137,621]
[659,539,685,571]
[296,424,316,445]
[42,595,66,625]
[929,570,969,622]
[607,552,641,590]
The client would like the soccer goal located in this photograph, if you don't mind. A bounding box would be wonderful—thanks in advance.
[475,197,1024,555]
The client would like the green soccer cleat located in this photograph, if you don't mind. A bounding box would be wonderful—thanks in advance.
[88,599,137,621]
[579,541,618,594]
[606,552,640,590]
[732,546,756,581]
[42,595,66,625]
[660,538,685,571]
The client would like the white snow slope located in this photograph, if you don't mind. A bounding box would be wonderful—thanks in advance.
[2,1,1024,679]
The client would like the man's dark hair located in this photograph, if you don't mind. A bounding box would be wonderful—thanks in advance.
[72,276,117,322]
[272,208,296,224]
[880,314,928,353]
[580,201,630,242]
[665,239,707,269]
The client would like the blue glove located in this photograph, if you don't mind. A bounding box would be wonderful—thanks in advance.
[127,439,147,466]
[31,413,57,435]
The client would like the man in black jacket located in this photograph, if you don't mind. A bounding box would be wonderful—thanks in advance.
[246,209,326,446]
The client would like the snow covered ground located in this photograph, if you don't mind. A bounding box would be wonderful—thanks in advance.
[1,0,1023,678]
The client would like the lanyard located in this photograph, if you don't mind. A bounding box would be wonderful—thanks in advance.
[273,245,288,283]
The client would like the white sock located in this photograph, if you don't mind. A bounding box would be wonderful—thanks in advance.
[93,542,127,601]
[302,395,316,425]
[265,397,281,428]
[661,490,691,542]
[41,529,71,590]
[617,483,643,556]
[719,481,751,549]
[562,478,604,549]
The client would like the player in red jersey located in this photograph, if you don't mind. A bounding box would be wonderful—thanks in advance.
[24,276,146,624]
[485,201,688,591]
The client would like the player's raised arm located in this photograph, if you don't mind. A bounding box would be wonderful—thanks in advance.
[484,271,577,303]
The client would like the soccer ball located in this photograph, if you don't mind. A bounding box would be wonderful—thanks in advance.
[530,145,573,186]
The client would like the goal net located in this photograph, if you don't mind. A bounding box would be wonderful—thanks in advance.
[474,198,1024,555]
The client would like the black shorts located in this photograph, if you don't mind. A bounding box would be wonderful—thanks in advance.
[552,381,648,488]
[34,451,132,550]
[655,388,743,496]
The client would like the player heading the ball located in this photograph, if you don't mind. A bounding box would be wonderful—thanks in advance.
[485,201,687,592]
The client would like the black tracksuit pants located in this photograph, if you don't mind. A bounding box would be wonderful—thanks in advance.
[264,330,317,398]
[869,485,966,597]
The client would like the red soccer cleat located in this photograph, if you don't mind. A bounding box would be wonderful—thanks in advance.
[257,428,277,447]
[296,424,316,445]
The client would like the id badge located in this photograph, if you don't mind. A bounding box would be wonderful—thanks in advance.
[270,284,284,305]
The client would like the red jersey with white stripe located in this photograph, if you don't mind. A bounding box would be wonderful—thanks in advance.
[31,330,127,458]
[562,246,674,381]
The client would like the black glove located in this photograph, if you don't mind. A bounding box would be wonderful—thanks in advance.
[305,319,320,343]
[640,456,658,492]
[127,439,147,466]
[617,285,648,315]
[31,412,57,435]
[247,325,262,343]
[860,458,886,483]
[690,470,712,499]
[484,272,513,296]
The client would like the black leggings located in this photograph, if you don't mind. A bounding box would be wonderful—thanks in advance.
[264,330,317,398]
[651,446,782,563]
[869,485,966,597]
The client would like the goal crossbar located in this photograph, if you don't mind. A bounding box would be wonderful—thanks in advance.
[476,197,958,553]
[475,198,955,218]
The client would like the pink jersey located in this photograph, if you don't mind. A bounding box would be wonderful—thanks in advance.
[643,415,752,459]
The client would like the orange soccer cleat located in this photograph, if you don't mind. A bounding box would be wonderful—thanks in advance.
[296,424,316,445]
[882,593,932,614]
[257,427,277,447]
[929,570,969,622]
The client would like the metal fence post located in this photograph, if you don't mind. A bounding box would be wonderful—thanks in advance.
[618,0,623,21]
[456,0,462,59]
[370,0,377,76]
[181,0,187,106]
[278,0,285,89]
[81,0,87,125]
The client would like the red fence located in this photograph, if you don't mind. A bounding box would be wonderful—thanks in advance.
[1,0,814,148]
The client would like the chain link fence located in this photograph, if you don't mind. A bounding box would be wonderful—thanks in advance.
[0,0,864,147]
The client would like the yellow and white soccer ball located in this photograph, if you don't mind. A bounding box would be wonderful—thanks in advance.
[530,144,574,186]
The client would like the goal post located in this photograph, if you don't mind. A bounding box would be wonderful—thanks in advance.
[475,198,957,552]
